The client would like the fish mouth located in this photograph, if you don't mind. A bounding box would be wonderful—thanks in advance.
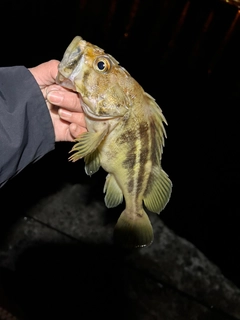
[56,73,77,91]
[56,36,85,90]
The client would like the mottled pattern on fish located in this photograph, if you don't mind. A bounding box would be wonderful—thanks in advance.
[57,36,172,247]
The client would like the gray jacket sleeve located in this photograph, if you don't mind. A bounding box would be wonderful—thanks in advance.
[0,66,55,187]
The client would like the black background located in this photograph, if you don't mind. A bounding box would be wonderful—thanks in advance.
[1,0,240,287]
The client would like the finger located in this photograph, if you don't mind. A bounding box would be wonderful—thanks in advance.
[69,123,87,139]
[47,90,82,112]
[43,85,73,100]
[47,84,79,94]
[40,60,60,83]
[29,60,60,86]
[58,109,86,128]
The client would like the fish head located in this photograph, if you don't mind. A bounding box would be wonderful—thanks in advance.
[57,36,131,120]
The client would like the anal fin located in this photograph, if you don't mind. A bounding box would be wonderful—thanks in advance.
[104,174,123,208]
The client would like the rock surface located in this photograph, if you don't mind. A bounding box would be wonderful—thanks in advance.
[1,183,240,320]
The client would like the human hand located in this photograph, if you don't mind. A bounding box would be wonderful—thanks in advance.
[29,59,87,142]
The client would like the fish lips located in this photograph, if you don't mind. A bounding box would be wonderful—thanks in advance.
[56,73,77,91]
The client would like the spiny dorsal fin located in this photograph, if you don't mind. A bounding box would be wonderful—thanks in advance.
[144,93,167,163]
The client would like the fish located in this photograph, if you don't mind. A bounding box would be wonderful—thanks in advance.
[57,36,172,248]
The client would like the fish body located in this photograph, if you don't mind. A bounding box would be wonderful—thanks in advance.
[57,36,172,247]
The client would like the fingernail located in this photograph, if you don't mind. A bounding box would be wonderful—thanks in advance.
[47,91,63,104]
[59,108,72,118]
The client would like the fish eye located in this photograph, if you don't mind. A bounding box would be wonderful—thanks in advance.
[93,56,111,73]
[97,61,105,70]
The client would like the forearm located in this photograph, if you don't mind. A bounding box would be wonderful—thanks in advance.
[0,66,55,187]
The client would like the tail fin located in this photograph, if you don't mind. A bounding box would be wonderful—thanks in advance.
[113,209,153,248]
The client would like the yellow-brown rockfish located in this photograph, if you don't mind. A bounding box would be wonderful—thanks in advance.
[57,36,172,248]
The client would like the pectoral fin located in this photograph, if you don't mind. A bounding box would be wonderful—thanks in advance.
[84,149,101,176]
[104,174,123,208]
[143,166,172,214]
[69,127,108,162]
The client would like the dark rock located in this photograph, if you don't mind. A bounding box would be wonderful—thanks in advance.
[1,183,239,319]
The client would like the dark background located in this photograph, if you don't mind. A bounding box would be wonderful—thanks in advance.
[1,0,240,287]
